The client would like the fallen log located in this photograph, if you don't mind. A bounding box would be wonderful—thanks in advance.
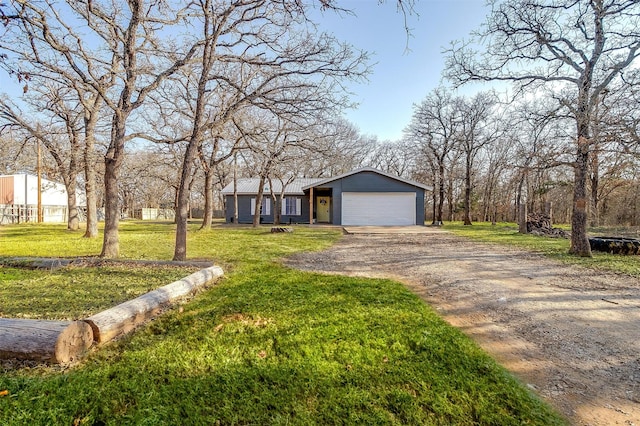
[0,319,93,364]
[85,265,224,344]
[589,237,640,255]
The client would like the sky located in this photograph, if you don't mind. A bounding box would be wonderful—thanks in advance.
[0,0,492,143]
[312,0,492,141]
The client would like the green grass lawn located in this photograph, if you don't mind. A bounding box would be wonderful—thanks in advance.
[446,221,640,277]
[0,222,566,425]
[0,265,197,320]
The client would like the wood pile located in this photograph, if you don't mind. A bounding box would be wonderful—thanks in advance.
[526,213,570,238]
[589,237,640,255]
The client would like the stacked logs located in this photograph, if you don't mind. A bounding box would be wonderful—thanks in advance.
[526,213,570,238]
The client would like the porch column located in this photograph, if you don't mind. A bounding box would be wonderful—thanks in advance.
[309,187,314,225]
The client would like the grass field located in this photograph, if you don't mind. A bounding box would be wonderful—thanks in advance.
[447,221,640,277]
[0,222,566,425]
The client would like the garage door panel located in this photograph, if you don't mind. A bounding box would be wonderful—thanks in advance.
[342,192,415,226]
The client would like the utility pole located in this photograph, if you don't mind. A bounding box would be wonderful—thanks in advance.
[37,141,43,223]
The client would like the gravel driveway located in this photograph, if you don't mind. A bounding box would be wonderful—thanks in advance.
[285,230,640,426]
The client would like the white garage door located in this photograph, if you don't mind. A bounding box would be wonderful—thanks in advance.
[342,192,416,226]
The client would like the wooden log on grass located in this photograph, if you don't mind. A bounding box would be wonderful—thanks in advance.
[0,319,93,364]
[85,265,224,344]
[271,227,293,233]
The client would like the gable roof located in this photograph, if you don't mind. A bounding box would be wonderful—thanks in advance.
[221,177,324,196]
[301,167,431,191]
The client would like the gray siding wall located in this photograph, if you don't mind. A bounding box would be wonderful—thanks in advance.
[416,189,425,225]
[225,194,311,224]
[319,171,425,225]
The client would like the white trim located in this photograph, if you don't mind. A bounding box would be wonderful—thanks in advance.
[281,196,301,216]
[250,197,271,215]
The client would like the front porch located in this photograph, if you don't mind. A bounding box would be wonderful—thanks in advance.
[307,187,334,224]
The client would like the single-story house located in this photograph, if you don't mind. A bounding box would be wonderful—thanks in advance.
[221,168,429,226]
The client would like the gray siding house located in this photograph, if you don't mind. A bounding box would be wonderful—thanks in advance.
[221,168,429,226]
[222,178,321,224]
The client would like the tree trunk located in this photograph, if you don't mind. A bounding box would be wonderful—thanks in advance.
[233,154,239,224]
[200,167,214,230]
[83,96,101,238]
[518,203,528,234]
[437,161,445,223]
[590,152,600,228]
[431,179,437,224]
[273,192,280,225]
[100,154,121,258]
[253,175,266,227]
[67,182,79,231]
[174,147,199,261]
[463,154,472,226]
[569,138,593,256]
[268,177,280,225]
[83,138,98,238]
[447,170,454,222]
[545,202,553,225]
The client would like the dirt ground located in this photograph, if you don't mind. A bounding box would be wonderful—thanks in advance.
[285,230,640,426]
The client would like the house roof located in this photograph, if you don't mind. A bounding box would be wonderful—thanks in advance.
[221,177,324,196]
[301,167,431,191]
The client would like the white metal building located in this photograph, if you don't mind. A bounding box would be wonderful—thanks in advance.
[0,173,69,223]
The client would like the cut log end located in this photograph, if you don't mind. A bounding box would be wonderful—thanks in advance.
[0,319,93,364]
[54,321,94,364]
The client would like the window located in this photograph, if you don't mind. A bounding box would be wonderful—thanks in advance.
[281,197,301,216]
[250,197,271,215]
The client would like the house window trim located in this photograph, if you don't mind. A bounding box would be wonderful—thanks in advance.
[250,197,271,215]
[281,196,302,216]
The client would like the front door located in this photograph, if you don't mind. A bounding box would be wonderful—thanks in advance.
[317,196,330,223]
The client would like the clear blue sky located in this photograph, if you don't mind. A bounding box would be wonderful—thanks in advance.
[314,0,491,141]
[0,1,491,142]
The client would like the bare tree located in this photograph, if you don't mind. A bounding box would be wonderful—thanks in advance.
[197,123,246,230]
[0,91,84,230]
[456,91,498,225]
[162,0,368,259]
[300,119,373,177]
[367,139,417,178]
[477,128,513,223]
[2,0,200,257]
[0,129,33,174]
[0,3,109,236]
[407,88,460,224]
[446,0,640,256]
